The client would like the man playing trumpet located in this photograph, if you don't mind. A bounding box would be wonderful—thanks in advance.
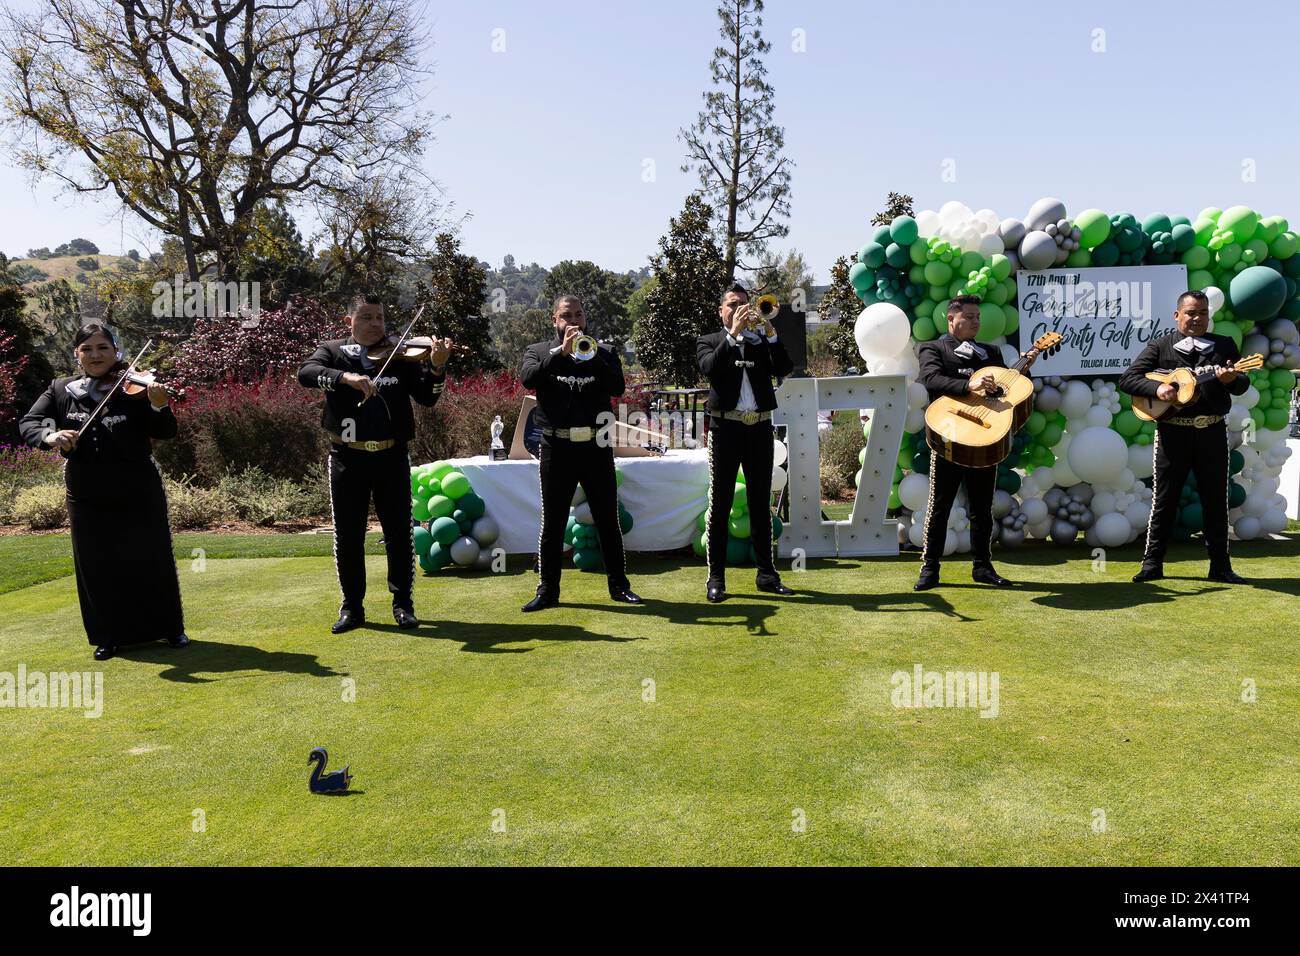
[696,283,795,603]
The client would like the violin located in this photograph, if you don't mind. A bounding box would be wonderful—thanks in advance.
[109,362,186,401]
[365,334,468,364]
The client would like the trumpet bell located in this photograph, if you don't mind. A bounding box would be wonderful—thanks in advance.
[755,294,780,320]
[572,334,599,361]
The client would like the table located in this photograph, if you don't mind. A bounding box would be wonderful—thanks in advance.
[448,450,710,554]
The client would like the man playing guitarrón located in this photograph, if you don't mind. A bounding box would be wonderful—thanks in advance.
[1119,290,1249,584]
[914,295,1014,591]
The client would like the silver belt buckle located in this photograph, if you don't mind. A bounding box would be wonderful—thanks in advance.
[364,440,379,451]
[569,426,592,442]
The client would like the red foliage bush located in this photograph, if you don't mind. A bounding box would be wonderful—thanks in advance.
[155,375,328,483]
[414,370,527,462]
[171,297,346,388]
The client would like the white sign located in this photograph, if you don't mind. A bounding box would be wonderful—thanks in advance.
[774,375,906,558]
[1016,265,1188,376]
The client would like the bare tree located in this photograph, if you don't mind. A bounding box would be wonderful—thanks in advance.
[679,0,792,283]
[1,0,447,282]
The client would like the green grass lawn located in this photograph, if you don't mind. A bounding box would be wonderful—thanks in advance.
[1,531,1298,866]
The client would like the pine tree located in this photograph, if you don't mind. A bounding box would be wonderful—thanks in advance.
[680,0,792,282]
[634,195,728,386]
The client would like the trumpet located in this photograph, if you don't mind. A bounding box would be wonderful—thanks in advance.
[572,333,599,361]
[739,294,780,331]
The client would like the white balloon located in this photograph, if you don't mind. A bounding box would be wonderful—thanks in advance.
[908,520,925,548]
[1204,286,1224,314]
[1125,502,1151,529]
[898,472,931,512]
[943,529,957,556]
[906,381,930,410]
[1032,465,1056,490]
[773,438,788,467]
[1095,512,1132,548]
[1067,427,1128,484]
[904,407,927,433]
[449,535,481,566]
[573,501,594,524]
[855,303,912,361]
[1052,457,1080,487]
[1127,444,1155,480]
[1240,385,1260,409]
[1242,493,1269,517]
[1084,405,1113,428]
[1060,380,1094,419]
[916,210,940,236]
[869,350,920,378]
[978,233,1004,257]
[1234,515,1262,540]
[771,465,787,493]
[1262,508,1288,534]
[1091,491,1118,515]
[572,485,587,505]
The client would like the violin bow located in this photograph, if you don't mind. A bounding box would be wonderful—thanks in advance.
[359,303,425,405]
[77,338,154,438]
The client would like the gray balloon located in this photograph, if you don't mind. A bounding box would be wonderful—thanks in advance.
[1000,528,1025,549]
[449,535,480,566]
[1068,482,1095,504]
[1025,197,1067,232]
[1036,385,1062,412]
[470,515,500,546]
[1050,519,1079,544]
[1019,231,1058,270]
[473,550,495,570]
[998,218,1026,248]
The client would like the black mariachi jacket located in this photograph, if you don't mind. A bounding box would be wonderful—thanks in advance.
[918,333,1007,400]
[1118,332,1249,418]
[20,375,177,464]
[520,338,625,432]
[297,337,445,443]
[696,329,794,414]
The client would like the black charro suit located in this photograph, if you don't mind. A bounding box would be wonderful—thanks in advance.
[916,333,1007,577]
[1118,331,1249,574]
[520,338,630,599]
[696,328,794,589]
[298,337,446,617]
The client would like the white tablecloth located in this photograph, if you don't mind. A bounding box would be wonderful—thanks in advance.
[1281,438,1300,520]
[448,450,710,554]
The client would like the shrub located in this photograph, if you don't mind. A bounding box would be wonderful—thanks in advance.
[13,483,67,529]
[165,477,232,529]
[819,411,866,501]
[155,375,328,484]
[217,467,314,526]
[0,444,63,521]
[414,369,526,462]
[171,296,346,388]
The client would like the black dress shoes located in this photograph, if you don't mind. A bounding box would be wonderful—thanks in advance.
[93,645,116,661]
[757,580,794,596]
[393,607,419,628]
[331,609,365,633]
[1131,568,1164,583]
[706,585,727,603]
[522,593,559,613]
[972,568,1012,587]
[166,633,190,648]
[1208,568,1248,584]
[913,575,939,592]
[609,589,644,605]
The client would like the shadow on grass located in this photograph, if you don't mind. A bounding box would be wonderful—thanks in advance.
[561,598,784,634]
[118,641,345,684]
[359,619,647,654]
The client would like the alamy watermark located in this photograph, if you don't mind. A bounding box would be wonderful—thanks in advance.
[0,665,103,718]
[890,664,1000,718]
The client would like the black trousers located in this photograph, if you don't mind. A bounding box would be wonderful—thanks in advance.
[535,438,630,597]
[920,450,996,575]
[327,443,414,614]
[1141,420,1230,572]
[705,417,779,588]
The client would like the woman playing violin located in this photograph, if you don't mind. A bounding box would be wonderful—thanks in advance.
[18,324,190,661]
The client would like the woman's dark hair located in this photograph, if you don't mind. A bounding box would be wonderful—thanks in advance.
[73,323,118,349]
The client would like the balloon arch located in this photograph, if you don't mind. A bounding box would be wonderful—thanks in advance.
[849,199,1299,551]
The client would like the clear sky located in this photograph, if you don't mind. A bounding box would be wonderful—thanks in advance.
[2,0,1296,282]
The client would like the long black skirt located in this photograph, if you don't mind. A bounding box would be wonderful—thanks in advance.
[66,458,185,647]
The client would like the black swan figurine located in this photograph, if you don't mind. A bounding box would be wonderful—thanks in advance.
[308,747,353,793]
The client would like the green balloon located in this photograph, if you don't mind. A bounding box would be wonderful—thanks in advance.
[1074,209,1111,249]
[428,494,455,519]
[1229,266,1288,322]
[1025,410,1046,435]
[441,471,470,499]
[429,460,454,479]
[859,242,886,268]
[990,254,1012,281]
[729,514,751,538]
[429,515,459,546]
[974,302,1005,342]
[1065,249,1091,268]
[692,532,707,558]
[1041,423,1063,446]
[1114,410,1142,437]
[771,513,783,539]
[1270,232,1298,260]
[912,316,937,341]
[1266,408,1289,430]
[1218,205,1259,244]
[1181,245,1211,270]
[924,260,953,286]
[573,548,603,571]
[849,262,874,292]
[413,525,432,556]
[908,240,929,267]
[725,535,749,564]
[890,215,919,246]
[1268,368,1296,389]
[457,491,485,520]
[426,541,452,570]
[885,243,910,269]
[1187,269,1215,291]
[412,498,431,522]
[1091,241,1119,267]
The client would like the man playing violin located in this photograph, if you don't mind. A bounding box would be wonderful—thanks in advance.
[298,293,454,632]
[19,323,189,660]
[1119,290,1249,584]
[914,294,1014,592]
